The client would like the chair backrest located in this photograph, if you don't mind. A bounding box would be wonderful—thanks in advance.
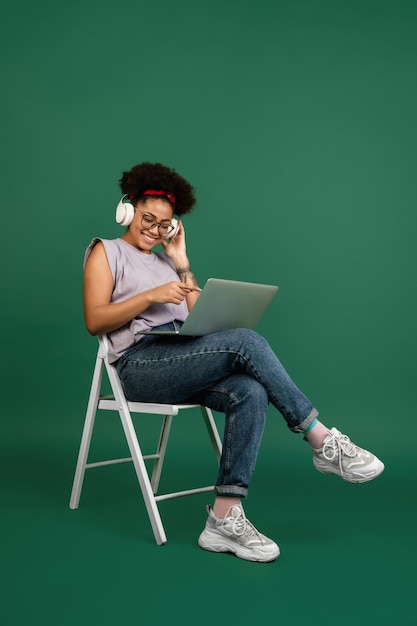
[97,333,190,416]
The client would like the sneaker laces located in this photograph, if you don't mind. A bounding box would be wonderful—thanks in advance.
[322,429,359,475]
[222,505,265,544]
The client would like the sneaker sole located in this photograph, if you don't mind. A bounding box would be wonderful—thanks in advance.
[198,530,280,563]
[313,458,385,483]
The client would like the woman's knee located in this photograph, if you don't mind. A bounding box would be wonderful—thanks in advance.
[223,374,268,412]
[231,328,267,346]
[201,374,267,413]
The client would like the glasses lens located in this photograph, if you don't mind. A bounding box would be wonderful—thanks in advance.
[141,213,174,236]
[141,214,156,227]
[159,224,174,235]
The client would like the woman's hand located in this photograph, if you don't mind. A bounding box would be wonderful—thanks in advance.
[150,281,200,305]
[160,219,188,266]
[160,220,201,311]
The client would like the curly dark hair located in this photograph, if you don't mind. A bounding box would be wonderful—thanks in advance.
[119,162,196,216]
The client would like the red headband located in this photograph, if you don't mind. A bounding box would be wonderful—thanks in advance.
[142,189,176,207]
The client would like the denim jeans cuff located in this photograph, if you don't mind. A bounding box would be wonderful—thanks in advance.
[215,485,248,498]
[289,408,319,433]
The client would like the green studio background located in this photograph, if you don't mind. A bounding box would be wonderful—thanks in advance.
[1,1,416,625]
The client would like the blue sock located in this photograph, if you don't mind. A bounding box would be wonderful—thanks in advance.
[304,418,318,434]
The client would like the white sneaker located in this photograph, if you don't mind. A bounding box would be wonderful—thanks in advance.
[198,504,280,562]
[312,427,385,483]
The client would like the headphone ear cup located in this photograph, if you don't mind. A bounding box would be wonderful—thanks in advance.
[116,195,135,226]
[166,218,179,239]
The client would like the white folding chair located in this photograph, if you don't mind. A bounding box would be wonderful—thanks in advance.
[69,334,222,545]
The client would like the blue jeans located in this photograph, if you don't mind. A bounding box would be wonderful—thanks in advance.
[116,322,318,498]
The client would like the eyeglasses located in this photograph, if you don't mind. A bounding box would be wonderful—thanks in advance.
[137,211,175,236]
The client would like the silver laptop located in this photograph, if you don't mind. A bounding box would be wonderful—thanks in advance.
[137,278,278,336]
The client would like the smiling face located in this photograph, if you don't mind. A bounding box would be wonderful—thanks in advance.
[121,197,174,253]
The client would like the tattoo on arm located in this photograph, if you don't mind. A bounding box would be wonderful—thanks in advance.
[176,266,197,285]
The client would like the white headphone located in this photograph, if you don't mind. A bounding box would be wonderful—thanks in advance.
[115,194,179,238]
[115,194,135,226]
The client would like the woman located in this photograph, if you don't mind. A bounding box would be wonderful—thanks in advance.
[83,161,384,563]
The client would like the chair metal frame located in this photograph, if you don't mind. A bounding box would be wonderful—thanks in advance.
[69,335,222,545]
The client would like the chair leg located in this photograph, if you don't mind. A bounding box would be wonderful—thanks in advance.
[116,398,168,545]
[151,408,222,497]
[150,415,173,494]
[201,407,223,462]
[105,362,168,544]
[69,353,104,510]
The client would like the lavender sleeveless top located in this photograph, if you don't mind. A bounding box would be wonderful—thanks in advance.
[84,238,189,362]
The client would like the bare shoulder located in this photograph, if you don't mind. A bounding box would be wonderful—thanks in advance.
[84,241,113,290]
[83,241,114,330]
[85,240,106,265]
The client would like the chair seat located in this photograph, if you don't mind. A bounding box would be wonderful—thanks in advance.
[99,395,201,414]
